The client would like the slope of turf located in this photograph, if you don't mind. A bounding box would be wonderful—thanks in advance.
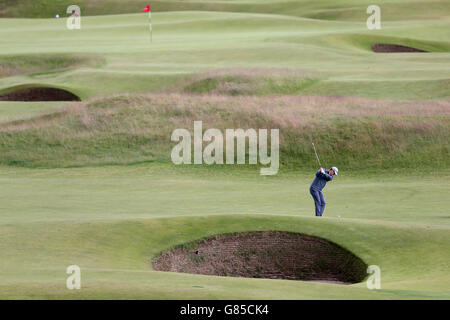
[0,101,68,122]
[0,53,104,78]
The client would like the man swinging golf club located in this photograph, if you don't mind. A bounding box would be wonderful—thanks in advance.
[310,143,338,217]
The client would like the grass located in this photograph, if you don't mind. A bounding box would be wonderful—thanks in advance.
[1,0,449,22]
[177,68,321,95]
[0,53,104,78]
[0,101,69,122]
[0,11,448,100]
[0,165,449,299]
[0,0,448,300]
[0,94,447,170]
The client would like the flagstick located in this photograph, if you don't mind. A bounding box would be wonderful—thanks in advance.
[148,10,152,42]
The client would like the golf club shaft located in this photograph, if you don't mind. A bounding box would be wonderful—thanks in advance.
[312,142,322,167]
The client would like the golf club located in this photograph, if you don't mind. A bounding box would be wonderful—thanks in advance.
[312,142,322,168]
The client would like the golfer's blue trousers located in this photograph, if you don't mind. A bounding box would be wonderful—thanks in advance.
[310,188,326,216]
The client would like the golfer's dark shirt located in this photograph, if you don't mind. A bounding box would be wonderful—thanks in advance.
[310,170,333,191]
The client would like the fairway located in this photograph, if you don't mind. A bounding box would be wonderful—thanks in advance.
[0,0,449,300]
[0,165,449,299]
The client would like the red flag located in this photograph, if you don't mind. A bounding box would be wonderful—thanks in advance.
[142,5,150,12]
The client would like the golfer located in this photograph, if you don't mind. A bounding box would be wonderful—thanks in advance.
[310,166,338,216]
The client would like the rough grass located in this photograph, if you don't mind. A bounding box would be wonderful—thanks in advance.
[0,93,447,169]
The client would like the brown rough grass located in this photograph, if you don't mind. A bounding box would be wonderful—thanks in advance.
[2,93,449,132]
[0,93,448,169]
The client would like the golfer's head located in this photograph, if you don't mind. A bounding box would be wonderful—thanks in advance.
[329,167,339,176]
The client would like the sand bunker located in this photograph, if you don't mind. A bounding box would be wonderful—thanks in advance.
[153,231,368,284]
[372,44,427,53]
[0,87,81,101]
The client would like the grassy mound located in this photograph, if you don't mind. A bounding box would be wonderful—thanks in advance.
[0,93,447,170]
[177,68,320,96]
[0,53,103,78]
[303,1,449,21]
